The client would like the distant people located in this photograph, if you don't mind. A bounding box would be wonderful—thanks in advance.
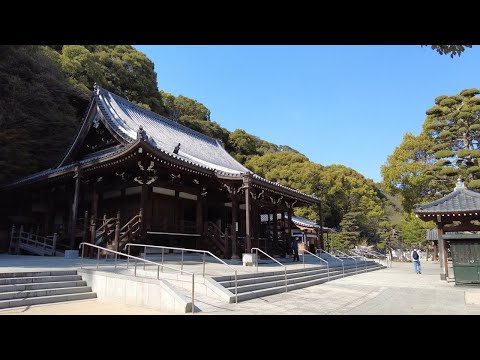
[292,238,300,262]
[411,248,421,274]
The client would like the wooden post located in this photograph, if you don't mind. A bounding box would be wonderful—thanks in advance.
[196,193,203,234]
[114,211,121,252]
[444,239,449,279]
[287,208,292,255]
[272,205,278,256]
[438,224,446,280]
[140,184,151,242]
[231,195,239,259]
[70,166,81,250]
[317,201,324,251]
[82,210,89,243]
[243,176,252,253]
[89,214,96,257]
[52,233,57,255]
[281,210,286,256]
[9,224,15,254]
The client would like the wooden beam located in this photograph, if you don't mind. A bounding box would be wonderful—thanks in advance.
[437,223,446,280]
[244,176,252,252]
[69,166,81,250]
[444,224,480,232]
[231,195,239,259]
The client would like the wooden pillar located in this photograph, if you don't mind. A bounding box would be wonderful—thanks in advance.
[287,208,292,253]
[231,195,239,259]
[141,184,152,241]
[272,206,279,256]
[252,199,258,248]
[438,223,446,280]
[90,182,99,220]
[243,176,252,252]
[317,201,324,250]
[433,241,438,262]
[69,166,81,250]
[196,192,203,234]
[114,211,121,252]
[443,238,449,279]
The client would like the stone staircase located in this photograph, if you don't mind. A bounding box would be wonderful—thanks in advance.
[0,270,97,310]
[213,260,385,302]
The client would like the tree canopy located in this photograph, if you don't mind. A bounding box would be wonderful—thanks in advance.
[0,44,393,251]
[382,88,480,212]
[427,45,472,58]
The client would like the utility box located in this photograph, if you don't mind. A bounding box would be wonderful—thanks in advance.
[447,234,480,285]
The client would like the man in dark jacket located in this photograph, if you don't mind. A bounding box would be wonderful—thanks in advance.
[292,238,300,262]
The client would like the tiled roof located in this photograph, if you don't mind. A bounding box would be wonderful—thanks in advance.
[414,180,480,213]
[1,85,322,204]
[95,86,249,175]
[292,215,320,229]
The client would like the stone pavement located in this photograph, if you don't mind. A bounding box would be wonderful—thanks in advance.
[0,298,168,315]
[187,261,480,315]
[2,254,480,315]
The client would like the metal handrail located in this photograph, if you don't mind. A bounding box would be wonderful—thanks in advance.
[363,250,389,267]
[79,242,195,314]
[347,249,368,271]
[125,243,238,303]
[302,249,330,282]
[318,249,345,277]
[251,247,288,293]
[335,249,359,274]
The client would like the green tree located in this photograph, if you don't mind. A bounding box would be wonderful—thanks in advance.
[426,45,472,58]
[423,89,480,190]
[381,132,436,211]
[57,45,166,114]
[0,45,80,182]
[382,88,480,212]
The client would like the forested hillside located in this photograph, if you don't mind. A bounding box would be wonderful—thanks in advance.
[0,45,394,250]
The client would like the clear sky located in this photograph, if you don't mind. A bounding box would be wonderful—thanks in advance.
[134,45,480,183]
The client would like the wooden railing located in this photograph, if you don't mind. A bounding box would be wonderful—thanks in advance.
[117,212,142,251]
[9,225,57,256]
[204,221,228,258]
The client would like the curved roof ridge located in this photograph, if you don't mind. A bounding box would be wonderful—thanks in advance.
[99,87,220,145]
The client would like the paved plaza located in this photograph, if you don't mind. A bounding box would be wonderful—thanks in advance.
[1,254,480,315]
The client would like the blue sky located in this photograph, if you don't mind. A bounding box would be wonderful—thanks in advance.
[134,45,480,182]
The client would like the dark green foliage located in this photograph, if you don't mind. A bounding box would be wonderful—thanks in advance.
[426,45,472,58]
[56,45,167,114]
[0,45,81,182]
[160,91,211,121]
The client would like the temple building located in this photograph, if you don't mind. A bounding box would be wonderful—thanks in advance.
[0,85,321,258]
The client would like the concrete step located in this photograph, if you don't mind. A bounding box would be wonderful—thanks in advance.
[0,275,82,286]
[218,267,332,288]
[0,286,93,301]
[224,265,376,294]
[0,270,97,309]
[0,280,87,293]
[213,262,374,283]
[0,292,97,310]
[222,263,385,302]
[0,270,78,279]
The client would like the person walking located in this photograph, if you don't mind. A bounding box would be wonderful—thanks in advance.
[411,248,421,274]
[292,238,300,262]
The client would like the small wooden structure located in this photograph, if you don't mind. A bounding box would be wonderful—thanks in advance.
[414,179,480,281]
[0,85,321,258]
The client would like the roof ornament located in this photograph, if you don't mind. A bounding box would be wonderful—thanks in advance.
[136,125,147,140]
[173,143,181,154]
[454,177,466,191]
[93,82,100,94]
